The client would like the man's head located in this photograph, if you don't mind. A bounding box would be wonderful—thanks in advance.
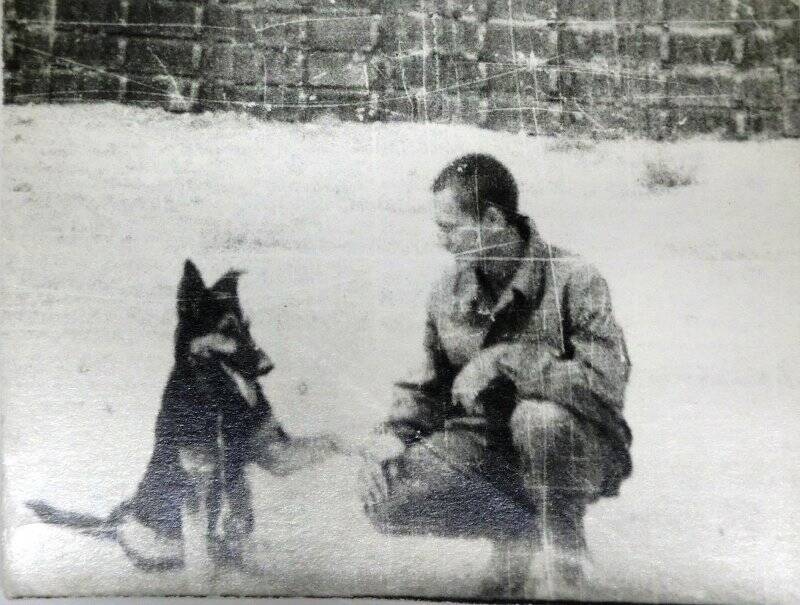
[431,154,523,263]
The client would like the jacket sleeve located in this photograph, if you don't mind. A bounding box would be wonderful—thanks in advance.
[382,312,455,445]
[495,264,631,430]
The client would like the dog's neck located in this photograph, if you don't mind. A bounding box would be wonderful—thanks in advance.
[220,362,259,408]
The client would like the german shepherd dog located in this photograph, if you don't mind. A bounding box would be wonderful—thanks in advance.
[28,260,340,571]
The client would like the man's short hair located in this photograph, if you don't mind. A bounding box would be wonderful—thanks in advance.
[431,153,519,222]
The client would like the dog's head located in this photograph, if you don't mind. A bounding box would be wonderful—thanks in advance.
[175,259,273,379]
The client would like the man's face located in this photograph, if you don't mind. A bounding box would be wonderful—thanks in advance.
[433,186,505,263]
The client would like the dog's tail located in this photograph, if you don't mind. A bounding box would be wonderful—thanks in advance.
[26,500,118,539]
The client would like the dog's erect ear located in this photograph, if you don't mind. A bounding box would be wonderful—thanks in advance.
[177,259,207,318]
[210,270,242,301]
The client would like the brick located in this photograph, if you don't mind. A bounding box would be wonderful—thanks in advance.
[743,107,782,134]
[211,85,305,121]
[560,60,620,105]
[459,91,488,123]
[558,0,616,20]
[668,105,733,134]
[669,27,735,64]
[490,0,557,20]
[772,19,798,60]
[126,73,199,111]
[263,49,304,85]
[406,14,480,56]
[125,38,199,75]
[376,90,418,121]
[391,53,436,89]
[741,28,775,65]
[49,69,123,101]
[620,65,666,104]
[5,27,52,70]
[421,0,491,19]
[617,0,663,23]
[259,0,307,12]
[305,88,372,121]
[667,65,737,107]
[618,25,662,65]
[482,19,557,64]
[203,43,266,84]
[5,69,50,103]
[204,44,234,80]
[2,28,15,69]
[405,14,482,57]
[780,60,799,97]
[380,0,422,14]
[363,54,392,90]
[437,57,483,92]
[391,54,482,92]
[238,12,307,48]
[485,91,564,133]
[559,22,617,62]
[3,0,16,20]
[307,51,370,88]
[52,32,120,67]
[202,83,304,120]
[417,90,466,122]
[127,0,201,38]
[665,0,736,22]
[739,67,781,109]
[206,7,305,45]
[487,61,558,98]
[56,0,124,26]
[562,101,633,135]
[14,0,52,21]
[309,14,377,51]
[313,0,377,15]
[435,16,482,58]
[595,104,654,134]
[203,4,238,32]
[739,0,797,21]
[3,70,21,102]
[783,99,800,136]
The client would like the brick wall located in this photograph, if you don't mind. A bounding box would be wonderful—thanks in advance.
[3,0,799,137]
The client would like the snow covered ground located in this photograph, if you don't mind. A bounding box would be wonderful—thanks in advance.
[2,105,799,603]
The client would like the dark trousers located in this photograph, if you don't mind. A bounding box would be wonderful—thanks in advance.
[364,399,616,550]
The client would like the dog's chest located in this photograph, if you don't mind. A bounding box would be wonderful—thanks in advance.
[221,364,259,407]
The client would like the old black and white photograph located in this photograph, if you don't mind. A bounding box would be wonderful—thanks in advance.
[1,0,799,602]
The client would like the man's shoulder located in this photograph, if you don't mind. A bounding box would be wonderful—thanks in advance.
[542,243,607,291]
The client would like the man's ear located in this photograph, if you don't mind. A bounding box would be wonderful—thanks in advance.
[483,205,508,228]
[177,259,207,319]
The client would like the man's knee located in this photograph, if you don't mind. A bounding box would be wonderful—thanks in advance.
[509,399,573,453]
[509,399,607,500]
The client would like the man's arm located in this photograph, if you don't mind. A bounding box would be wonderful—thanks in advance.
[361,311,454,512]
[494,264,631,429]
[383,313,455,446]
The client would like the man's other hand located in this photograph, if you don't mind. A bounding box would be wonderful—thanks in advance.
[451,347,505,414]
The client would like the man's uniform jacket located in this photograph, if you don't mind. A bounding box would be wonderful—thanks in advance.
[385,224,633,497]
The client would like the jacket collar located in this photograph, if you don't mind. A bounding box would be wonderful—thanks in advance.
[453,220,548,319]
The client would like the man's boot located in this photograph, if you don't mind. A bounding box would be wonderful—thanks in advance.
[478,536,537,599]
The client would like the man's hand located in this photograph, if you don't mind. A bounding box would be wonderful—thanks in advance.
[359,433,405,514]
[451,347,506,414]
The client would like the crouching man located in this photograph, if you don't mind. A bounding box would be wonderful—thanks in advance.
[359,154,633,598]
